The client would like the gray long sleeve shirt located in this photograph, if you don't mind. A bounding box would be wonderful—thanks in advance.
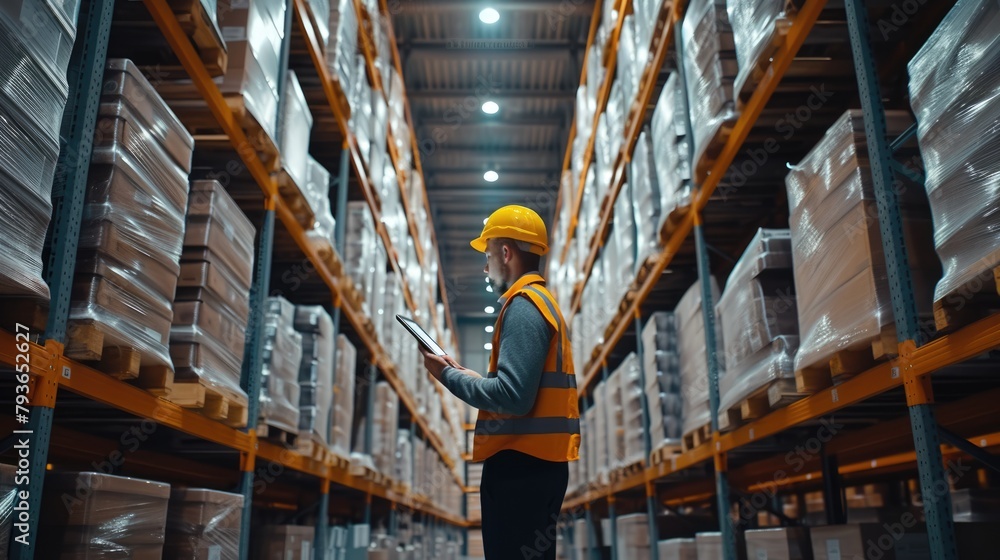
[439,296,553,415]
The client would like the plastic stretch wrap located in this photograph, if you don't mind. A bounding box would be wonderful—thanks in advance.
[72,87,193,367]
[0,464,13,555]
[254,525,313,560]
[634,0,666,53]
[344,201,377,315]
[617,15,643,110]
[616,513,651,560]
[631,130,663,266]
[659,538,698,560]
[716,228,799,416]
[650,73,692,229]
[38,472,170,559]
[327,0,358,89]
[907,0,1000,305]
[0,0,76,88]
[307,0,331,47]
[279,70,313,194]
[593,382,610,484]
[294,306,335,445]
[643,312,683,446]
[614,181,638,283]
[681,0,738,170]
[372,382,399,477]
[616,353,646,467]
[164,488,243,560]
[786,110,938,372]
[331,334,356,458]
[260,297,303,433]
[728,0,792,96]
[304,156,335,251]
[677,278,722,436]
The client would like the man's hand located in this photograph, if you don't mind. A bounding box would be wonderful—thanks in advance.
[420,348,461,381]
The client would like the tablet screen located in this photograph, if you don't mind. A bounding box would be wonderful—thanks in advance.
[395,315,447,356]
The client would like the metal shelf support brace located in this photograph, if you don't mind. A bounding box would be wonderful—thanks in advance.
[844,1,957,558]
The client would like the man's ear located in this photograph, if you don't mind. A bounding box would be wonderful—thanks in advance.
[502,243,511,263]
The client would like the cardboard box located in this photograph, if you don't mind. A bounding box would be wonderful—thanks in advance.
[745,527,811,560]
[660,538,698,560]
[255,525,313,560]
[810,523,926,560]
[164,488,243,560]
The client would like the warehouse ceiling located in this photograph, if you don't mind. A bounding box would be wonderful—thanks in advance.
[392,0,594,320]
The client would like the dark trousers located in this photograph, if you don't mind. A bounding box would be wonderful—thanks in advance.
[480,450,569,560]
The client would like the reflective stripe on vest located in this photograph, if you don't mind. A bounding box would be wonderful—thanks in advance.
[523,285,563,374]
[475,417,581,436]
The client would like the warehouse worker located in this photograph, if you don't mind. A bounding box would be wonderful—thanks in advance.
[420,205,580,560]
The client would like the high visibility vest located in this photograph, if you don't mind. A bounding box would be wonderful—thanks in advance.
[472,274,581,463]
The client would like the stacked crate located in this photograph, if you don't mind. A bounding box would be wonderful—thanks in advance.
[716,228,798,430]
[632,130,663,266]
[259,296,303,435]
[344,201,377,314]
[616,513,652,560]
[293,306,335,452]
[68,59,194,374]
[681,0,738,177]
[372,381,399,478]
[650,72,692,231]
[617,353,647,469]
[643,312,683,450]
[164,488,243,560]
[677,278,722,444]
[331,334,357,458]
[171,179,255,425]
[786,110,938,377]
[0,0,80,304]
[38,472,171,558]
[908,0,1000,328]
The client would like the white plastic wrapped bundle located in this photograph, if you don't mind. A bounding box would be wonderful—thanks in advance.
[643,312,683,446]
[172,181,254,406]
[345,201,377,314]
[616,513,652,560]
[786,110,937,372]
[651,73,693,229]
[71,63,194,367]
[728,0,793,96]
[38,472,170,558]
[617,353,647,467]
[593,382,610,484]
[716,229,798,419]
[631,131,663,266]
[331,334,357,458]
[616,15,642,118]
[614,181,638,284]
[369,89,388,189]
[279,70,314,194]
[908,0,1000,306]
[676,278,722,436]
[260,297,303,433]
[349,55,372,157]
[327,0,358,89]
[607,80,626,160]
[294,306,335,446]
[681,0,738,172]
[595,113,615,198]
[634,0,667,53]
[164,488,243,560]
[606,367,626,469]
[372,381,399,477]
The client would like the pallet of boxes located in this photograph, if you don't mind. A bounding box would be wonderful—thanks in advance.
[677,278,723,452]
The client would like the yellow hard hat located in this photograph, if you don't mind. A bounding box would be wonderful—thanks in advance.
[471,205,549,255]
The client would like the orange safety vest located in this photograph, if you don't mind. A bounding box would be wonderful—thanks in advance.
[472,273,581,463]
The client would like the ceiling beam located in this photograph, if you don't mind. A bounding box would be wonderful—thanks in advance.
[394,0,594,14]
[408,89,576,101]
[421,148,562,166]
[417,116,566,128]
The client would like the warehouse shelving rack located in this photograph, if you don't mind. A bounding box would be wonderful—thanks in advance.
[550,1,1000,560]
[3,0,470,558]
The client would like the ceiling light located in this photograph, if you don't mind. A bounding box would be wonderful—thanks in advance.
[485,325,494,333]
[483,218,488,225]
[482,100,499,114]
[484,170,499,182]
[479,7,499,24]
[485,306,495,313]
[486,285,493,293]
[485,277,490,283]
[484,342,493,350]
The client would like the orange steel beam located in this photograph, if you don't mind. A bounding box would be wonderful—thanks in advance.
[579,0,828,392]
[569,0,681,314]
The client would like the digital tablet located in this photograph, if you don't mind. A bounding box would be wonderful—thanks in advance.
[395,315,447,356]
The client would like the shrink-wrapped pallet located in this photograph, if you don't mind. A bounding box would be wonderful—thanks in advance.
[745,527,811,560]
[294,306,335,447]
[908,0,1000,311]
[38,472,170,559]
[616,513,652,560]
[728,0,792,96]
[632,130,663,266]
[716,229,798,423]
[70,59,194,368]
[617,353,647,467]
[681,0,738,174]
[164,488,243,560]
[327,0,359,89]
[660,538,698,560]
[593,382,611,485]
[677,278,722,437]
[344,201,377,315]
[372,381,399,477]
[278,70,314,199]
[260,297,303,434]
[651,73,692,230]
[643,312,683,447]
[172,180,254,410]
[786,110,938,372]
[304,156,336,255]
[254,525,313,560]
[614,181,638,284]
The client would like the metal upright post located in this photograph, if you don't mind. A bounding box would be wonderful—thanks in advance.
[821,452,845,525]
[843,1,957,558]
[13,2,113,559]
[584,503,599,560]
[608,496,618,560]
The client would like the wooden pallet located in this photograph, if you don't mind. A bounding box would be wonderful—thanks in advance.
[610,459,645,484]
[307,237,343,278]
[275,168,317,230]
[170,94,281,172]
[168,0,228,77]
[650,441,683,466]
[65,322,177,390]
[164,377,249,427]
[793,326,897,394]
[257,422,298,446]
[718,378,801,431]
[735,14,794,105]
[682,423,712,453]
[634,254,660,289]
[0,298,48,334]
[694,120,737,184]
[932,265,1000,332]
[294,432,332,464]
[659,202,692,241]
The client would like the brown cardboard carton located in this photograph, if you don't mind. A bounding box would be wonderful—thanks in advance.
[745,527,811,560]
[164,488,243,560]
[254,525,313,560]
